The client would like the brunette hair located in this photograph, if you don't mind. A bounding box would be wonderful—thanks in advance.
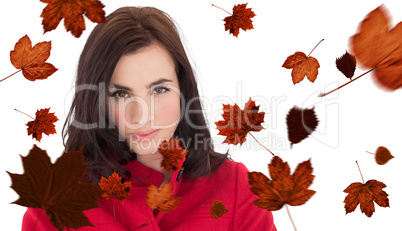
[62,6,231,183]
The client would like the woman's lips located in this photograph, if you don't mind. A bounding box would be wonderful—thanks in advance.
[130,129,159,141]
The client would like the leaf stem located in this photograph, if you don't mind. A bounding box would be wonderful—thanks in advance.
[33,209,44,231]
[249,133,275,156]
[0,69,21,83]
[14,109,34,119]
[307,39,324,57]
[212,4,232,15]
[355,161,365,184]
[286,205,297,231]
[366,151,374,155]
[143,157,163,165]
[113,199,116,220]
[319,46,399,97]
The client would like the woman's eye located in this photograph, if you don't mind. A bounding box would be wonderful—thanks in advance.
[153,86,170,94]
[110,91,129,99]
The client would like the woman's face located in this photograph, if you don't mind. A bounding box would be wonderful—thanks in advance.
[107,43,181,156]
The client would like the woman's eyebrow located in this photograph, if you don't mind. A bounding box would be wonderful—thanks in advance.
[109,78,173,91]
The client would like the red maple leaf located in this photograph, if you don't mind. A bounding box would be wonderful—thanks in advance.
[40,0,106,38]
[99,172,131,202]
[215,97,264,145]
[213,3,256,37]
[158,138,187,173]
[25,108,58,142]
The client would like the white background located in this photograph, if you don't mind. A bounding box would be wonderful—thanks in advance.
[1,0,402,230]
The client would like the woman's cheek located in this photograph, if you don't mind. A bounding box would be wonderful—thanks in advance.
[155,95,181,127]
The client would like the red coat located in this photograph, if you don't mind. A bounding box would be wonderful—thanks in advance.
[22,155,277,230]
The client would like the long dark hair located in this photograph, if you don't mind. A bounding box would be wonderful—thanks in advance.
[62,6,231,183]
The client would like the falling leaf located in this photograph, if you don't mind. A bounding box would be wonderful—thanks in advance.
[350,5,402,91]
[6,145,102,231]
[248,156,315,211]
[219,3,256,37]
[9,35,57,81]
[158,139,187,173]
[215,97,265,145]
[99,172,131,202]
[146,182,181,213]
[282,51,320,84]
[26,108,58,142]
[343,179,389,217]
[210,200,229,219]
[374,146,394,165]
[336,51,357,79]
[40,0,106,38]
[286,106,319,148]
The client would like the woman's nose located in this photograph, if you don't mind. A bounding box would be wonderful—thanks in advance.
[125,96,151,127]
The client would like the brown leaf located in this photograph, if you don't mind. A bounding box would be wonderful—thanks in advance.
[26,108,59,142]
[6,145,102,230]
[210,200,229,219]
[146,182,181,213]
[286,106,319,148]
[99,172,131,202]
[40,0,106,38]
[375,146,394,165]
[215,97,265,145]
[9,35,57,81]
[344,179,389,217]
[282,51,320,84]
[350,5,402,91]
[336,51,357,79]
[248,156,315,211]
[223,3,256,37]
[158,138,187,173]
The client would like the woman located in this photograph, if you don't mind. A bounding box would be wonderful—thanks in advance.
[22,6,276,230]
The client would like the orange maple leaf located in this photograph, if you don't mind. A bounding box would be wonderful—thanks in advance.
[158,139,187,173]
[210,200,229,219]
[215,97,265,145]
[7,145,102,231]
[282,51,320,84]
[8,35,57,81]
[248,156,315,211]
[26,108,58,142]
[40,0,106,38]
[99,172,131,202]
[213,3,255,37]
[350,5,402,91]
[146,182,181,213]
[344,179,389,217]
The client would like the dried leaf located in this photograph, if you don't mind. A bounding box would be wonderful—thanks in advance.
[248,156,315,211]
[146,182,181,213]
[343,179,389,217]
[215,97,265,145]
[158,138,187,173]
[282,51,320,84]
[375,146,394,165]
[99,172,131,202]
[336,51,357,79]
[26,108,59,142]
[9,35,57,81]
[210,200,229,219]
[40,0,106,38]
[223,3,256,37]
[6,145,102,230]
[350,5,402,91]
[286,106,319,148]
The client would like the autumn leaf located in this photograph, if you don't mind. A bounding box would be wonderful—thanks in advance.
[213,3,256,37]
[210,200,229,219]
[25,108,59,142]
[215,97,265,146]
[99,172,131,202]
[40,0,106,38]
[158,138,187,173]
[6,145,102,231]
[286,106,319,148]
[146,182,181,213]
[3,35,57,82]
[344,180,389,217]
[367,146,394,165]
[248,156,315,211]
[336,51,357,79]
[282,51,320,84]
[350,5,402,91]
